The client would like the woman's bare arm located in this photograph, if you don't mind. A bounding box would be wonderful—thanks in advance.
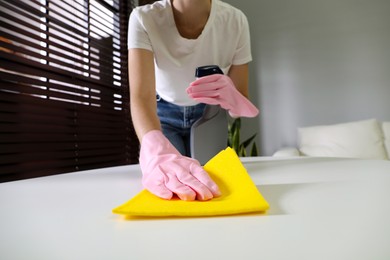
[128,48,161,141]
[228,63,250,98]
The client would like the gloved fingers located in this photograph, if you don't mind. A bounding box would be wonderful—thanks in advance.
[190,163,221,198]
[142,174,174,200]
[169,163,214,201]
[191,74,222,85]
[188,90,220,99]
[187,82,223,95]
[177,174,214,201]
[164,172,197,201]
[147,184,174,200]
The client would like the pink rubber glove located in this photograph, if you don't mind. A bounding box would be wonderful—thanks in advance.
[139,130,221,201]
[187,74,259,118]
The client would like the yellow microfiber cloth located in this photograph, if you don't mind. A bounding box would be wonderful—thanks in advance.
[112,147,269,217]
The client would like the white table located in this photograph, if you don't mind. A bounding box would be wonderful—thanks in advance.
[1,157,390,260]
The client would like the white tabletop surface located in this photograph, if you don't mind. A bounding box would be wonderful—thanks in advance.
[1,157,390,260]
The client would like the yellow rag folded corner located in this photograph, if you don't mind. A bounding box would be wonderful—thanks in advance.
[112,147,269,217]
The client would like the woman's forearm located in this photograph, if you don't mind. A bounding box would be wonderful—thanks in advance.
[128,48,161,141]
[228,63,250,98]
[130,95,161,141]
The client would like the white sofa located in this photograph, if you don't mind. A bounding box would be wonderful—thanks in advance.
[273,119,390,160]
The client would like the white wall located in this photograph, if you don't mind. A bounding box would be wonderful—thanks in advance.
[224,0,390,155]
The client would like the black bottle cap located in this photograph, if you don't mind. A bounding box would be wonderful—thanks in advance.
[195,65,224,77]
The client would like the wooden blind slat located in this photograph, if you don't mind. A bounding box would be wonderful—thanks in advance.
[0,90,126,117]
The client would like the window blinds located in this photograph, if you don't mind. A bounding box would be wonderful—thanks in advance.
[0,0,138,182]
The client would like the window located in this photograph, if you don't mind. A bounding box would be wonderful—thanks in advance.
[0,0,138,182]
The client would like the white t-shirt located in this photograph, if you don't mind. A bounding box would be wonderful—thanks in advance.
[128,0,252,106]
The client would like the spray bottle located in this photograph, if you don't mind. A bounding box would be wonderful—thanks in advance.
[190,65,228,165]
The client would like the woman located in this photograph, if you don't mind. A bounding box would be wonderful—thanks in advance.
[128,0,258,201]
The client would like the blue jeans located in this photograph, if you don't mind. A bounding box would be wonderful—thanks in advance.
[157,96,206,156]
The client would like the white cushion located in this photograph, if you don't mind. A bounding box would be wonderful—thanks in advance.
[298,119,387,160]
[382,122,390,159]
[273,147,301,157]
